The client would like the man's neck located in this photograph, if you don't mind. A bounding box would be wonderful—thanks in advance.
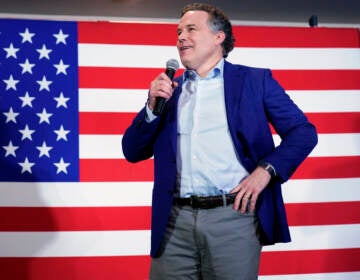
[195,56,223,78]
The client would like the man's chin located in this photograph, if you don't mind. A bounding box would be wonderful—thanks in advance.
[179,58,193,70]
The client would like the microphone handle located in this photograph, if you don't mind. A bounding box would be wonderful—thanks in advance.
[153,68,176,116]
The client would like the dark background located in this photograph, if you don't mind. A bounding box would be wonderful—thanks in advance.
[0,0,359,25]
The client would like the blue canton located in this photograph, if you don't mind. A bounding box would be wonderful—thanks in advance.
[0,19,79,181]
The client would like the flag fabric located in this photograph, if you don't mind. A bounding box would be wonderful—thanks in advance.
[0,18,359,279]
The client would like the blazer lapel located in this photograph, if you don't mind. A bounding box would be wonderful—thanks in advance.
[223,61,247,125]
[223,61,256,171]
[168,78,183,156]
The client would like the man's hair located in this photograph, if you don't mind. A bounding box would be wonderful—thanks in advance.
[180,3,235,58]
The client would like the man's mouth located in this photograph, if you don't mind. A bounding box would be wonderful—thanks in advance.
[180,46,192,51]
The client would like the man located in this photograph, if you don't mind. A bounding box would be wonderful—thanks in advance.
[122,3,318,279]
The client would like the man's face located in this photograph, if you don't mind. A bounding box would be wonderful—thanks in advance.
[176,10,224,75]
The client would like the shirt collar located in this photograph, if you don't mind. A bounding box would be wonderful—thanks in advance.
[183,58,224,82]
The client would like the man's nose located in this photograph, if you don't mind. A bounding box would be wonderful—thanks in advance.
[178,32,186,42]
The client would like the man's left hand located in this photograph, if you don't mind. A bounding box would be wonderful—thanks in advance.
[230,166,271,213]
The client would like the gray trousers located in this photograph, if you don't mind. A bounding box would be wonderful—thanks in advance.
[150,204,262,280]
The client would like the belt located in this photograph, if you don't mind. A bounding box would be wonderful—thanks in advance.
[173,192,238,209]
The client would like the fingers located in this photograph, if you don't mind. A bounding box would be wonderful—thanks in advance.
[148,73,175,110]
[232,167,271,213]
[233,188,249,213]
[241,193,251,213]
[241,193,258,213]
[232,180,259,214]
[233,191,254,214]
[150,73,174,98]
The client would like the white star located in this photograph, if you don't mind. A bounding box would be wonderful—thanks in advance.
[54,125,70,141]
[19,58,35,74]
[36,75,52,92]
[54,92,70,108]
[3,107,19,123]
[3,141,19,157]
[53,29,69,45]
[3,43,19,58]
[19,28,35,43]
[19,124,35,141]
[54,157,70,174]
[19,92,35,108]
[36,44,52,60]
[36,141,53,158]
[36,108,53,124]
[19,157,35,174]
[3,74,19,91]
[53,59,69,75]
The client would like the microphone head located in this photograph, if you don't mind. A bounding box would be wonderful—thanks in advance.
[166,59,179,71]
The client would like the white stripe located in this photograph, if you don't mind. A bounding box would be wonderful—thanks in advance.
[79,44,181,68]
[287,90,360,113]
[230,48,360,70]
[79,44,360,69]
[0,182,153,207]
[273,133,360,157]
[0,224,357,257]
[80,135,124,159]
[259,272,360,280]
[0,178,358,207]
[0,230,150,257]
[283,178,360,203]
[310,133,360,157]
[81,133,360,159]
[79,89,360,113]
[262,224,360,252]
[79,88,147,112]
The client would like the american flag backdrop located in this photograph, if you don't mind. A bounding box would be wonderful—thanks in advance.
[0,18,359,279]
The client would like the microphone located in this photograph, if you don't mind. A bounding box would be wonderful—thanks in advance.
[153,59,179,116]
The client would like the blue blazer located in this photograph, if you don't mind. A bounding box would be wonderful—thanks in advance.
[122,61,318,257]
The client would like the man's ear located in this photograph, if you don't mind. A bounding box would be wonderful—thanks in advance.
[215,31,226,45]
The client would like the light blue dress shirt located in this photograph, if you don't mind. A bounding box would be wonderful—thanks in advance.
[177,59,248,197]
[146,59,249,198]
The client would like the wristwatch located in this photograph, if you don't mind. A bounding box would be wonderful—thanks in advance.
[258,161,277,178]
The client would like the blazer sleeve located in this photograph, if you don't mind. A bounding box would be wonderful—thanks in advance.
[122,106,160,163]
[260,69,318,182]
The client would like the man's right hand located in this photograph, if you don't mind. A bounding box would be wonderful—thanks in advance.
[148,73,178,110]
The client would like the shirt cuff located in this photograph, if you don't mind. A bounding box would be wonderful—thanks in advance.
[145,104,158,123]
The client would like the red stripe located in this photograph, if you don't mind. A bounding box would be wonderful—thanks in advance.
[306,112,360,134]
[0,206,151,231]
[259,248,360,275]
[79,67,360,90]
[80,156,360,182]
[0,248,358,279]
[270,112,360,134]
[80,159,154,182]
[0,201,358,231]
[233,26,360,48]
[285,201,360,226]
[79,112,137,135]
[293,156,360,179]
[272,69,360,90]
[78,22,360,47]
[0,256,151,280]
[79,67,184,89]
[80,112,360,135]
[78,22,178,45]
